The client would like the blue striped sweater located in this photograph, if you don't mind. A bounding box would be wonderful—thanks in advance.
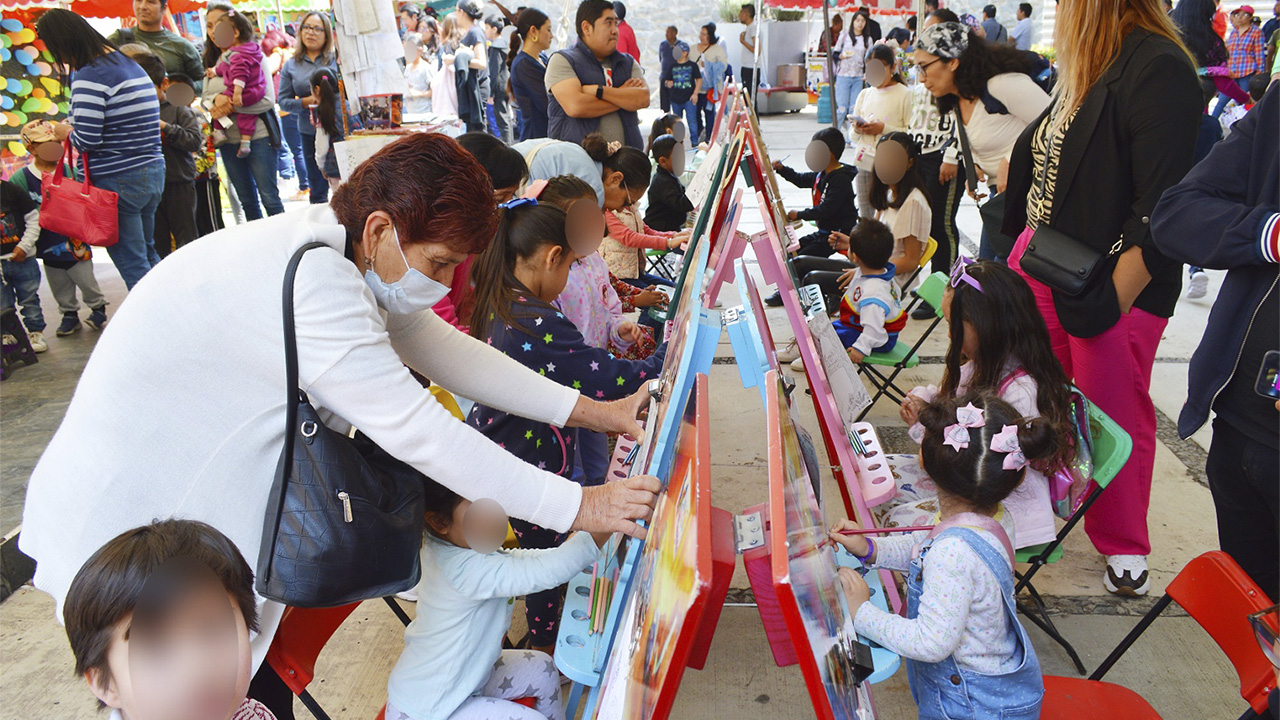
[69,52,163,178]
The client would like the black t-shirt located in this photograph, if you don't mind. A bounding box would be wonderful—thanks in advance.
[462,26,491,99]
[1214,280,1280,450]
[1,180,37,255]
[668,61,701,105]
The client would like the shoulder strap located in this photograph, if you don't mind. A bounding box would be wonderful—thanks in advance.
[926,511,1015,566]
[953,111,980,195]
[523,139,557,167]
[997,367,1029,395]
[282,242,331,422]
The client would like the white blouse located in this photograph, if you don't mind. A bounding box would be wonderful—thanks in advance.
[20,205,584,672]
[880,187,933,254]
[961,72,1050,178]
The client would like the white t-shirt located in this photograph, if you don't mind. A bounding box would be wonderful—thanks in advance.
[850,82,914,169]
[879,186,933,278]
[742,21,758,61]
[961,72,1050,178]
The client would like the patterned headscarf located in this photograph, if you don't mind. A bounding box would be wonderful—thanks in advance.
[917,21,970,59]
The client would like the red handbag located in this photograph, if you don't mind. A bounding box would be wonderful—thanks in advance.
[39,139,119,248]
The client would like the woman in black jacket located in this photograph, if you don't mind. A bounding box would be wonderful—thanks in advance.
[1001,0,1201,597]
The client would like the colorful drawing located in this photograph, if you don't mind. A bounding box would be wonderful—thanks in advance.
[767,372,872,720]
[594,375,713,720]
[1,10,70,172]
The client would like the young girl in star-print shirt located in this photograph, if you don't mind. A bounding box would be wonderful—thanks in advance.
[466,199,665,654]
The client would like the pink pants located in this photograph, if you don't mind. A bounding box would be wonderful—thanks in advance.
[1010,227,1166,556]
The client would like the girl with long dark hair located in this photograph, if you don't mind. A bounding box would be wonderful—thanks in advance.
[865,132,933,287]
[508,8,552,140]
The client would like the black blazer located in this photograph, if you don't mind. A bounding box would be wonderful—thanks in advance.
[1003,29,1202,338]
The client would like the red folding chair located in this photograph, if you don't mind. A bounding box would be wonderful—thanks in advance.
[1087,551,1277,719]
[1040,674,1162,719]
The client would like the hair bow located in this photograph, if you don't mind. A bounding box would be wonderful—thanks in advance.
[991,424,1029,471]
[942,403,985,451]
[606,140,623,156]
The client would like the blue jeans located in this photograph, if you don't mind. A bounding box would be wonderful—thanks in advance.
[1,257,45,332]
[282,118,309,190]
[300,132,328,204]
[220,140,285,221]
[670,99,699,145]
[835,75,864,131]
[97,160,165,290]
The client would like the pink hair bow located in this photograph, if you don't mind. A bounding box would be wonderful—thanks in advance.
[991,424,1029,471]
[942,403,985,451]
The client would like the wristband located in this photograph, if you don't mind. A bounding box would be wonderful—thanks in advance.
[596,85,605,100]
[854,536,875,564]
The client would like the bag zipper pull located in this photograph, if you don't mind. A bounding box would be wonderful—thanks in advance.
[338,491,353,523]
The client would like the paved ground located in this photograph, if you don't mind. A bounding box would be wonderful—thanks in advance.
[0,108,1242,718]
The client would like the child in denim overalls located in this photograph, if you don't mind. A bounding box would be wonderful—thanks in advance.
[831,392,1053,719]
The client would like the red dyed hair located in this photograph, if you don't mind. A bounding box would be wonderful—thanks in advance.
[330,133,498,255]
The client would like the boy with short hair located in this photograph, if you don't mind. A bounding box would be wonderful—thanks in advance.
[644,134,694,232]
[134,53,203,260]
[63,519,276,720]
[663,45,702,143]
[771,126,859,269]
[832,218,904,362]
[13,120,109,337]
[1,176,47,352]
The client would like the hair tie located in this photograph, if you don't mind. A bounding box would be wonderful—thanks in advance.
[606,140,622,156]
[501,197,537,210]
[991,424,1029,471]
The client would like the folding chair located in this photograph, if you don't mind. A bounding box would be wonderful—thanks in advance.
[1014,402,1132,675]
[899,237,938,313]
[1039,674,1162,719]
[1088,551,1277,718]
[265,603,363,720]
[855,271,947,421]
[645,248,678,282]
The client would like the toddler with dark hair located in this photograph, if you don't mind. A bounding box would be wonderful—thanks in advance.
[63,519,275,720]
[831,218,905,362]
[644,134,694,232]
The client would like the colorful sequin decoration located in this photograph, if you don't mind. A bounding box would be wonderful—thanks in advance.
[1,11,70,159]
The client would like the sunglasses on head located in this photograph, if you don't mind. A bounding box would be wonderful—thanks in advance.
[949,256,983,293]
[1249,604,1279,669]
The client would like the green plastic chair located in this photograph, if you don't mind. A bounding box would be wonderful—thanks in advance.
[856,272,948,421]
[1015,402,1133,675]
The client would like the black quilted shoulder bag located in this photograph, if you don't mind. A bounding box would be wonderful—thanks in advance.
[256,241,425,607]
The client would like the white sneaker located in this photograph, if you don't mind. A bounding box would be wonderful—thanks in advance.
[790,356,805,373]
[395,588,419,602]
[1187,269,1209,299]
[777,338,801,363]
[1104,554,1150,597]
[27,331,47,353]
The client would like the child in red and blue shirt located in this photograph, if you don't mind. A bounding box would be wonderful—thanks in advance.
[833,219,905,362]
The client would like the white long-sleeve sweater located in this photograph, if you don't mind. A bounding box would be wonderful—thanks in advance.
[20,205,584,672]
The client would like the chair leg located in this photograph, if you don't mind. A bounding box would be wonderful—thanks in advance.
[297,689,332,720]
[565,682,586,720]
[1089,593,1174,681]
[383,595,412,627]
[1016,582,1087,675]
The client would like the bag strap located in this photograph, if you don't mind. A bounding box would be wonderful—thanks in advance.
[996,367,1029,395]
[282,242,330,415]
[953,110,980,195]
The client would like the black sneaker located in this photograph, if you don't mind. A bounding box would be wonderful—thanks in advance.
[85,306,108,330]
[764,291,783,307]
[56,313,82,336]
[911,302,937,320]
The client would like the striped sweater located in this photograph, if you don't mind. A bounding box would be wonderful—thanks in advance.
[68,52,163,178]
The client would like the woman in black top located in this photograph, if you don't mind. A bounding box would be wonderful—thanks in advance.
[1001,0,1200,597]
[508,8,551,140]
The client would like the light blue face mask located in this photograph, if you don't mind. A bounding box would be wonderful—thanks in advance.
[363,224,452,314]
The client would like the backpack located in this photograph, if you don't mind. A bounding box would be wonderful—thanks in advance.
[975,54,1058,116]
[997,370,1094,520]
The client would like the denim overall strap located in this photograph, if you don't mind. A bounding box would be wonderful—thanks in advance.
[905,527,1044,720]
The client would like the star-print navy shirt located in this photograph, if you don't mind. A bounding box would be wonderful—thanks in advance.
[467,295,667,478]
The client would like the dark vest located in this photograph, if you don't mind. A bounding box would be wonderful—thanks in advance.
[547,41,644,149]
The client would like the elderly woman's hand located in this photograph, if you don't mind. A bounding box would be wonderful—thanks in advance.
[572,475,661,539]
[568,385,654,440]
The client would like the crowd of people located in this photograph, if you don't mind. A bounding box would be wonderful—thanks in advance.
[1,0,1277,719]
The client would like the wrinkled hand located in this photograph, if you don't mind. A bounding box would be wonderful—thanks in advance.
[847,347,865,364]
[828,519,869,556]
[837,566,871,609]
[837,268,857,290]
[830,231,850,252]
[900,394,926,425]
[618,321,643,344]
[939,162,958,184]
[570,385,652,440]
[572,475,661,540]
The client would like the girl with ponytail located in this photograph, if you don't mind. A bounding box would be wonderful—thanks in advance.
[309,67,345,191]
[466,197,666,656]
[831,392,1049,720]
[508,8,552,140]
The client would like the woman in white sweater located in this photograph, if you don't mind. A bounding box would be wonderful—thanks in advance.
[19,134,658,713]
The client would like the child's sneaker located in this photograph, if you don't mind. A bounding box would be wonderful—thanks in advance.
[237,140,252,158]
[1104,554,1150,597]
[776,338,801,363]
[28,331,47,353]
[85,306,108,330]
[212,128,228,146]
[56,313,81,336]
[1187,268,1209,299]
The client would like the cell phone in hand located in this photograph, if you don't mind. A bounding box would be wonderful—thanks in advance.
[850,116,868,126]
[1255,350,1280,399]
